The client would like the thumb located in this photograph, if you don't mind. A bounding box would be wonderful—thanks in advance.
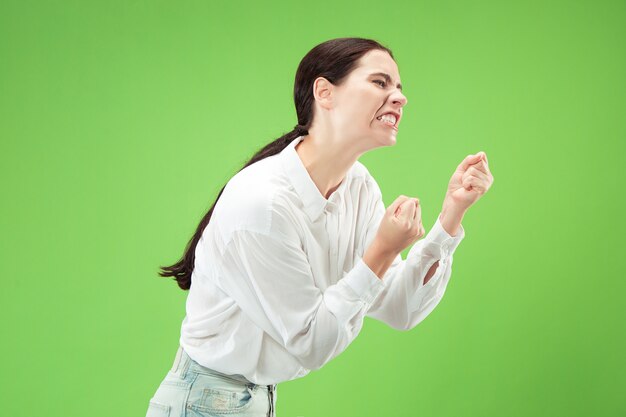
[395,198,417,219]
[458,152,484,171]
[388,195,410,214]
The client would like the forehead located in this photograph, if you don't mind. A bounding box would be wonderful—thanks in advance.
[352,49,401,80]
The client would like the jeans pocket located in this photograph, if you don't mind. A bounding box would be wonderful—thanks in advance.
[146,400,171,417]
[186,373,254,414]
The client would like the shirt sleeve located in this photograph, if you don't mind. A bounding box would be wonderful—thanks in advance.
[361,181,466,331]
[211,222,386,371]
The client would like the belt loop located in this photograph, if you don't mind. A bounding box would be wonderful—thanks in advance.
[171,345,183,374]
[267,384,276,417]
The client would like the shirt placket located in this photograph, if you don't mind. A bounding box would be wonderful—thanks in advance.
[324,201,340,280]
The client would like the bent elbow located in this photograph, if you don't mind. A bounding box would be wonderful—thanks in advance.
[284,325,346,371]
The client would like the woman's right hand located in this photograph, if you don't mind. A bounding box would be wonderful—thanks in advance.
[373,195,425,255]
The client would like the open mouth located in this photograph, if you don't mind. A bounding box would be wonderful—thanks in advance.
[376,114,398,130]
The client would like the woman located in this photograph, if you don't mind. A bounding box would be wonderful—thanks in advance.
[146,37,494,417]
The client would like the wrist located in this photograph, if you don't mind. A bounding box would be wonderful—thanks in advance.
[442,194,469,215]
[368,238,397,259]
[363,238,398,280]
[439,201,466,237]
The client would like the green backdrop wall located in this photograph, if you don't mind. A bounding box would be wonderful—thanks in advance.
[1,1,624,416]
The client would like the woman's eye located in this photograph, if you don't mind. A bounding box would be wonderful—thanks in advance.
[373,80,386,87]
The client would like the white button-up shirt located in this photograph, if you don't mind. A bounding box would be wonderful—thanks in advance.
[180,135,465,385]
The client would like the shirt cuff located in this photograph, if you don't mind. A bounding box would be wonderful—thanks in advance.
[430,213,465,249]
[409,213,466,259]
[343,258,386,304]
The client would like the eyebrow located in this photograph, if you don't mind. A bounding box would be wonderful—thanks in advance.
[369,72,403,91]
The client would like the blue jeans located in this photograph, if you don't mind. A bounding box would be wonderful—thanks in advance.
[146,346,277,417]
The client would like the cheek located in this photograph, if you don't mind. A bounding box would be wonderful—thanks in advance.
[354,93,382,118]
[337,89,382,123]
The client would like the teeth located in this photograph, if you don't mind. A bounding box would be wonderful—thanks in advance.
[377,114,397,124]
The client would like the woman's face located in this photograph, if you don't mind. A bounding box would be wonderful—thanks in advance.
[321,49,408,149]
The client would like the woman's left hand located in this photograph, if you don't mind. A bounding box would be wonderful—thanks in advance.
[444,151,494,211]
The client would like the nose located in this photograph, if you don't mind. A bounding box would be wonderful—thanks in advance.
[391,89,408,107]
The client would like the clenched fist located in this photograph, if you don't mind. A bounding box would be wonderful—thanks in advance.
[373,195,425,255]
[444,151,494,211]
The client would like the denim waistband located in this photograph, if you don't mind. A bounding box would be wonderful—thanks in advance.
[171,346,257,387]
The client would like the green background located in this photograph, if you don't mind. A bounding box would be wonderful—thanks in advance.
[1,0,624,416]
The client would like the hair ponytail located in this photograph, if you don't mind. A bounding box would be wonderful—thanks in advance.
[157,127,304,290]
[158,38,393,290]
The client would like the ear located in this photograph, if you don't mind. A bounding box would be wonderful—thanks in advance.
[312,77,334,110]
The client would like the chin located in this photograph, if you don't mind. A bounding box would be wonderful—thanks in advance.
[359,129,397,151]
[380,132,397,146]
[368,135,396,151]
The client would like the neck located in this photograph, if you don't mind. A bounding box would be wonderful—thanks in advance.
[295,133,362,200]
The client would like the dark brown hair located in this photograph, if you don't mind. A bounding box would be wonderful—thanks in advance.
[159,37,394,290]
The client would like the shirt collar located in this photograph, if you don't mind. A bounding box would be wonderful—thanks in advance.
[280,135,351,222]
